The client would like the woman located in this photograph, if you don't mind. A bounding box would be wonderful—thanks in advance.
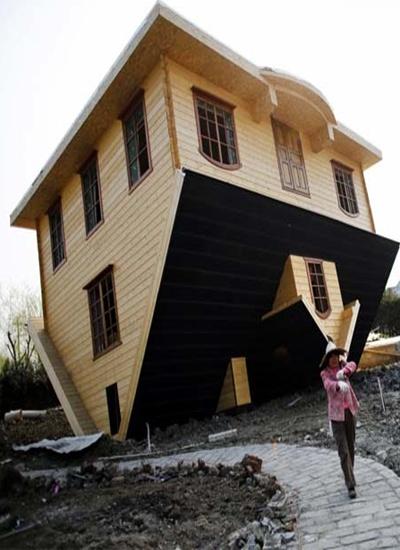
[320,340,359,499]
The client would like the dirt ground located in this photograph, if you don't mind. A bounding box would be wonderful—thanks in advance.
[1,362,400,548]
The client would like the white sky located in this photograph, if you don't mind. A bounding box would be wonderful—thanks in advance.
[1,0,399,293]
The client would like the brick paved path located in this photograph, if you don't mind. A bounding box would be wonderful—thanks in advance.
[120,443,400,549]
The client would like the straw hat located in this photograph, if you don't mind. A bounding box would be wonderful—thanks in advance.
[319,340,347,368]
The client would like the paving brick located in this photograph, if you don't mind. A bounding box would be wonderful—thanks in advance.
[357,537,399,549]
[339,530,379,545]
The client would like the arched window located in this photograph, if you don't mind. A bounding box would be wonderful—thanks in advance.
[193,88,240,169]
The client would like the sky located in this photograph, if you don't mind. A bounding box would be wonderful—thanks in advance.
[1,0,399,295]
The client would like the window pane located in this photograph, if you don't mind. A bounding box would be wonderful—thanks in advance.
[49,202,65,269]
[202,138,211,156]
[130,160,139,183]
[221,144,229,164]
[139,150,149,175]
[195,93,238,166]
[333,164,358,215]
[138,126,147,151]
[81,156,103,234]
[199,118,208,137]
[208,122,217,140]
[88,269,120,357]
[273,119,309,194]
[128,137,138,160]
[307,261,330,316]
[226,129,235,147]
[218,125,227,144]
[211,140,220,161]
[124,97,150,187]
[228,146,237,165]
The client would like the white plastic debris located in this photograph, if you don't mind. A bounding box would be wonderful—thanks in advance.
[13,432,103,454]
[208,429,237,442]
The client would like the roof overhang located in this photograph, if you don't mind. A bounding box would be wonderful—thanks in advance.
[10,1,382,229]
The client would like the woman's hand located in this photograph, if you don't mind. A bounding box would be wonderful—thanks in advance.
[337,381,349,393]
[337,369,346,380]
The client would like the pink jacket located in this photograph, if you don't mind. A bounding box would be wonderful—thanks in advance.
[320,361,359,421]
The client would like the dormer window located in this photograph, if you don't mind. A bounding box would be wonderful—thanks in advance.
[331,161,359,216]
[193,88,240,169]
[272,118,309,196]
[305,259,331,318]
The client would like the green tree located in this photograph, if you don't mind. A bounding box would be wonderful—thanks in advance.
[0,283,42,364]
[0,284,58,414]
[374,289,400,337]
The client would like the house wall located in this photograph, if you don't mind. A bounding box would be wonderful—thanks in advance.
[168,60,374,232]
[35,56,378,436]
[37,62,177,434]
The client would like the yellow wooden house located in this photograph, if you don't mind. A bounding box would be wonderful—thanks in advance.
[11,4,398,439]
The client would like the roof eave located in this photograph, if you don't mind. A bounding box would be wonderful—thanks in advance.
[333,122,382,169]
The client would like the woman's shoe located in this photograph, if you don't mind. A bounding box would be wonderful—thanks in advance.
[348,487,357,499]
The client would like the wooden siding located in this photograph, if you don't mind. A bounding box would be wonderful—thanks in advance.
[37,62,177,436]
[360,337,400,369]
[168,60,374,232]
[28,318,96,435]
[216,357,251,412]
[338,300,360,350]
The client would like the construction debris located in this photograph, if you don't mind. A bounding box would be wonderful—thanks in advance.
[13,432,103,454]
[4,410,47,423]
[208,428,238,442]
[241,454,263,474]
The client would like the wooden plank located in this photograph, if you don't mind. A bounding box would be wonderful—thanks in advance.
[231,357,251,406]
[216,361,235,412]
[338,300,360,350]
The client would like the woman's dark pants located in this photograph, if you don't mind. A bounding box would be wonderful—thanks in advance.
[331,409,356,489]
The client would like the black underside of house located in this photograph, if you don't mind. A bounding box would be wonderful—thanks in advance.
[128,170,398,438]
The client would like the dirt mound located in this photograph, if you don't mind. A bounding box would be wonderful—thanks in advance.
[1,459,297,549]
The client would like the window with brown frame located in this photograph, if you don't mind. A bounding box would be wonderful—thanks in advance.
[85,267,120,358]
[331,161,359,216]
[272,118,309,195]
[80,154,103,236]
[305,259,331,317]
[193,90,240,169]
[122,93,151,189]
[48,199,66,271]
